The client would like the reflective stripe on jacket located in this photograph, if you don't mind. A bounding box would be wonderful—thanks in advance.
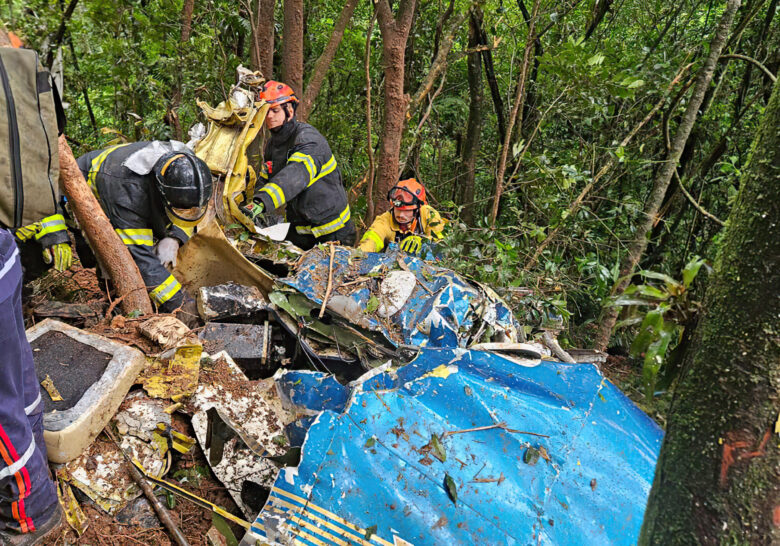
[359,205,445,253]
[76,142,189,311]
[254,121,350,237]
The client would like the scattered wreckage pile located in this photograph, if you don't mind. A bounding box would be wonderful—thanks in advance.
[29,240,663,546]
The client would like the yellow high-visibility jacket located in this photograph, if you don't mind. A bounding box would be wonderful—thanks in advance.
[359,205,445,253]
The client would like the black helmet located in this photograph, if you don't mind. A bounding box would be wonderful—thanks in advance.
[153,152,213,223]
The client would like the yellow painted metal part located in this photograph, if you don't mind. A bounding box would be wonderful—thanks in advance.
[57,477,88,536]
[140,345,202,401]
[173,218,275,296]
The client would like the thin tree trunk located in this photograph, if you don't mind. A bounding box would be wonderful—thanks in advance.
[365,12,377,225]
[45,0,79,68]
[639,76,780,546]
[181,0,194,42]
[374,0,417,215]
[594,0,740,351]
[58,136,153,315]
[584,0,613,41]
[475,17,505,143]
[282,0,304,94]
[489,0,539,226]
[459,8,484,225]
[66,35,97,133]
[407,2,473,120]
[297,0,359,121]
[432,0,455,61]
[250,0,275,77]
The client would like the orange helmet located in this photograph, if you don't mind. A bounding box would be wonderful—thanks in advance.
[259,80,299,106]
[388,178,427,210]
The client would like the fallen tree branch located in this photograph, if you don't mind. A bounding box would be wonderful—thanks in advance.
[719,53,777,82]
[319,242,337,318]
[675,172,726,226]
[441,422,549,439]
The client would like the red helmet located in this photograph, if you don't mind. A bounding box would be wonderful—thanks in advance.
[259,80,299,106]
[388,179,427,210]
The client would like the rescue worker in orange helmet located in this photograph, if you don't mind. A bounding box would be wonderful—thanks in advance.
[240,81,355,249]
[358,179,445,255]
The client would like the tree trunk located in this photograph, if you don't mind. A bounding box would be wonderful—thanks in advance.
[282,0,304,95]
[364,12,377,226]
[181,0,194,42]
[58,136,153,315]
[639,75,780,546]
[374,0,417,217]
[474,15,505,143]
[583,0,612,41]
[489,0,539,226]
[44,0,79,68]
[459,8,484,225]
[297,0,359,121]
[593,0,740,351]
[250,0,275,77]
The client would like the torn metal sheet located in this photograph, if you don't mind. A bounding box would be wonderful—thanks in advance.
[57,477,88,536]
[191,352,292,518]
[60,432,169,515]
[139,344,202,401]
[197,282,267,321]
[244,349,662,545]
[278,247,520,354]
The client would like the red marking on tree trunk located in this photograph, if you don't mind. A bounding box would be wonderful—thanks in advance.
[719,429,771,488]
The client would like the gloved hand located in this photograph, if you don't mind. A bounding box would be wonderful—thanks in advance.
[399,235,423,255]
[155,237,180,269]
[42,243,73,272]
[239,200,265,224]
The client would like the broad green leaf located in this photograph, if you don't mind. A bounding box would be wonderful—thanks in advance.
[639,270,682,292]
[634,284,669,300]
[628,79,645,88]
[212,513,238,546]
[682,257,705,288]
[587,53,605,66]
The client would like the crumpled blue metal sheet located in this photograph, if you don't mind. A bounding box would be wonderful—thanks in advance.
[280,247,519,348]
[247,349,663,545]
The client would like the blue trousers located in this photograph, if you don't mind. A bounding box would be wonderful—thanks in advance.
[0,229,57,532]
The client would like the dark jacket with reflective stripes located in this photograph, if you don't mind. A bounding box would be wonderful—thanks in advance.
[254,120,349,236]
[76,142,189,312]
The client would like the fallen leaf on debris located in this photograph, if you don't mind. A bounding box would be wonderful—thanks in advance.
[138,315,195,349]
[590,478,597,491]
[110,315,126,329]
[41,374,63,401]
[431,434,446,462]
[432,515,448,530]
[539,445,551,462]
[444,474,458,505]
[364,524,378,540]
[524,446,540,465]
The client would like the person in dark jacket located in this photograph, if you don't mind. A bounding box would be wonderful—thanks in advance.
[240,81,355,250]
[76,141,213,322]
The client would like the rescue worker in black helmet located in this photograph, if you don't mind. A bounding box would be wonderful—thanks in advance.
[76,141,212,323]
[240,80,355,250]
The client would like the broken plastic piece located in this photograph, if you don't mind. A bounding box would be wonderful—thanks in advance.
[41,374,63,401]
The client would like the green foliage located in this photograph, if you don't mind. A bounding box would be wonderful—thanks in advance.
[612,257,707,401]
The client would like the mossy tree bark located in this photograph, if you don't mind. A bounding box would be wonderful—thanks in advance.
[639,77,780,545]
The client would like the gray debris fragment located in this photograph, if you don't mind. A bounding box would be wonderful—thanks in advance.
[197,282,267,321]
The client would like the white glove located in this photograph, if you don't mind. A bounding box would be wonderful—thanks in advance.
[155,237,180,269]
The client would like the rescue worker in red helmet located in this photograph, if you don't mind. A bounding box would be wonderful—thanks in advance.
[359,178,445,255]
[240,81,355,249]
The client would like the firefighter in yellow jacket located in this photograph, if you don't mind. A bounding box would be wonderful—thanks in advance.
[359,179,445,255]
